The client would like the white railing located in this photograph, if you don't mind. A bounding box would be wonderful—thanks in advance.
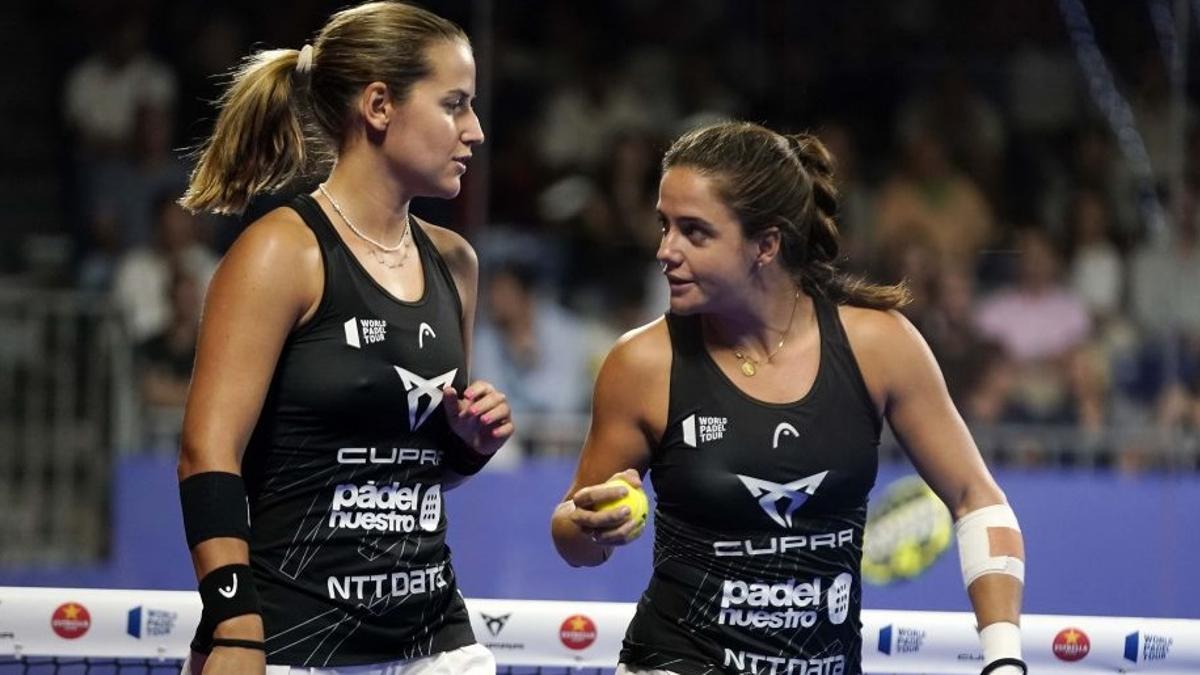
[0,289,136,566]
[0,586,1196,673]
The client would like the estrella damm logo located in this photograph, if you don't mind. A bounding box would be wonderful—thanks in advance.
[559,614,596,650]
[1052,627,1090,662]
[51,603,90,639]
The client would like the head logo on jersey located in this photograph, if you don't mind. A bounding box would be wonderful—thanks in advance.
[737,471,828,528]
[393,366,458,430]
[418,322,437,349]
[772,422,800,448]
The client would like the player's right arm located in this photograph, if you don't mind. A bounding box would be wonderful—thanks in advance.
[177,208,322,672]
[550,319,670,567]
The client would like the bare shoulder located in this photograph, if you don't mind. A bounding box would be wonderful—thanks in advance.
[837,305,922,349]
[604,316,672,376]
[215,206,322,312]
[230,206,320,266]
[836,305,930,404]
[418,219,477,275]
[595,317,671,436]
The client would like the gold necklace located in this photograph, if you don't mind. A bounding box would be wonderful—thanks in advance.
[733,291,801,377]
[318,183,411,268]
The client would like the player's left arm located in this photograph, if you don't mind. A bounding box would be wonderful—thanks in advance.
[850,308,1025,675]
[426,224,512,489]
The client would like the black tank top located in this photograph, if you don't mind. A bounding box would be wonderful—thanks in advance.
[620,298,881,675]
[217,194,476,667]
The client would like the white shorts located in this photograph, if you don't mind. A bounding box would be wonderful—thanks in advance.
[615,665,681,675]
[183,643,495,675]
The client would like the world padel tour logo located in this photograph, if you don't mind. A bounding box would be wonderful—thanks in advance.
[51,602,91,639]
[127,606,178,638]
[1125,631,1173,663]
[559,614,597,650]
[878,624,926,655]
[1052,627,1091,662]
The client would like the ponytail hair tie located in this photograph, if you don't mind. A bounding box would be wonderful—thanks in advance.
[296,44,315,76]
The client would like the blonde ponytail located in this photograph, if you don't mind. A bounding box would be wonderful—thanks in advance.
[180,3,468,216]
[179,49,309,215]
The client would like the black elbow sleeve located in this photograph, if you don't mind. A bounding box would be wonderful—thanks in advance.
[179,471,251,549]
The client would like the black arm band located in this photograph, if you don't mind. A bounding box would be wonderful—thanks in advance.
[981,657,1028,675]
[443,434,492,476]
[180,471,251,549]
[210,638,265,651]
[198,563,261,630]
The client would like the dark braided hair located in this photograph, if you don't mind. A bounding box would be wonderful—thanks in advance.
[663,121,910,310]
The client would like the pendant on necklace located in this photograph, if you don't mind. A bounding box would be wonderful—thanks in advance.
[371,247,406,269]
[740,361,757,377]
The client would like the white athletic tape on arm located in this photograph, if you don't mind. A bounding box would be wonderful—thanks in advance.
[955,503,1024,587]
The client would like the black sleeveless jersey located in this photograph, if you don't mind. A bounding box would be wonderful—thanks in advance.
[213,194,476,667]
[620,299,881,675]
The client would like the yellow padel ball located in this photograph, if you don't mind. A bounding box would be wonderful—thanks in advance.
[597,477,649,540]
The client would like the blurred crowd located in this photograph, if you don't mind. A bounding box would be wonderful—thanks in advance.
[25,0,1200,468]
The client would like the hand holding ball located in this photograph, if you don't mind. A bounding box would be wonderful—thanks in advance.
[597,477,649,541]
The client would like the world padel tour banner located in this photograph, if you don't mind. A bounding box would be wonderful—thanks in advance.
[1,587,1197,672]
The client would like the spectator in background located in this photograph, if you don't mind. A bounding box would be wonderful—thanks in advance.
[536,51,658,172]
[76,206,123,291]
[1006,10,1083,145]
[113,195,217,342]
[920,265,1009,413]
[64,10,180,268]
[603,131,663,257]
[1041,125,1141,242]
[64,13,177,161]
[874,129,996,269]
[1130,200,1200,338]
[880,235,940,326]
[1129,197,1200,438]
[138,265,202,409]
[975,228,1096,424]
[898,67,1007,198]
[472,262,600,425]
[1131,54,1195,191]
[537,129,663,310]
[1066,190,1124,320]
[977,229,1091,362]
[88,104,192,249]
